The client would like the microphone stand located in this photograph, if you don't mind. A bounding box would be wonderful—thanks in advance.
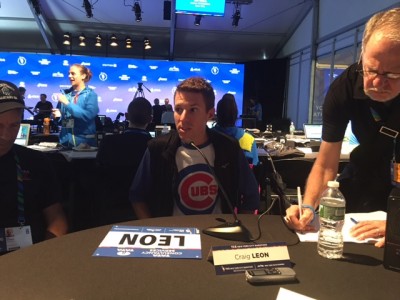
[190,142,253,242]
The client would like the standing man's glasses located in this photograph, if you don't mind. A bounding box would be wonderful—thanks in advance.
[357,69,400,80]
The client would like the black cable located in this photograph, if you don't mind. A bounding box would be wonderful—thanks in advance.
[277,194,300,246]
[249,197,277,242]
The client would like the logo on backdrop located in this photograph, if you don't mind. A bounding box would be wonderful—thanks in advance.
[211,66,219,75]
[176,165,218,214]
[17,56,27,66]
[3,51,245,123]
[99,72,108,81]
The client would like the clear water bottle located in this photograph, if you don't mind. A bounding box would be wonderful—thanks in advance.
[289,122,295,137]
[289,122,296,135]
[317,180,346,259]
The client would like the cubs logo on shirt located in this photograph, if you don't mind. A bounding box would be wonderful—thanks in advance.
[176,164,219,215]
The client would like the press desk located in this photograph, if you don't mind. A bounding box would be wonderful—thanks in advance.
[0,214,397,300]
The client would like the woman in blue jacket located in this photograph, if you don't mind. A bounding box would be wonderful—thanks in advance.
[55,64,99,148]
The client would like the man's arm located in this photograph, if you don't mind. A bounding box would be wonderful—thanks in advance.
[286,140,342,230]
[131,202,152,219]
[43,203,68,239]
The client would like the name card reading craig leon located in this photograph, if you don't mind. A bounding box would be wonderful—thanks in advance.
[93,225,202,259]
[210,242,291,275]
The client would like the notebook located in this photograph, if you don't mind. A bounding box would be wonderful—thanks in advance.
[15,123,31,146]
[303,124,322,140]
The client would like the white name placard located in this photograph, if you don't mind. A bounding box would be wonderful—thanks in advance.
[210,242,291,275]
[93,225,202,259]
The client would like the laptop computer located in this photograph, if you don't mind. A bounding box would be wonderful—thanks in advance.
[14,123,31,146]
[303,124,323,140]
[155,125,171,137]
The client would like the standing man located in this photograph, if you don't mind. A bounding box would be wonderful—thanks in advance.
[152,98,163,126]
[285,8,400,248]
[18,86,27,120]
[130,77,259,218]
[0,80,67,253]
[161,98,170,113]
[160,103,174,125]
[248,98,263,130]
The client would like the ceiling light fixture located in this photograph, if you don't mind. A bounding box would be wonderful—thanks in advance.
[61,32,152,51]
[125,36,133,48]
[232,3,241,27]
[110,34,118,47]
[144,37,151,50]
[95,34,102,47]
[194,15,202,26]
[63,32,71,45]
[79,33,86,46]
[134,1,142,22]
[83,0,93,18]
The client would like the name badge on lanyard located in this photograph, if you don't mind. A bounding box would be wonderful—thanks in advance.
[7,152,33,253]
[0,226,33,253]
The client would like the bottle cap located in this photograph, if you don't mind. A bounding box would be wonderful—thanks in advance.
[327,180,339,188]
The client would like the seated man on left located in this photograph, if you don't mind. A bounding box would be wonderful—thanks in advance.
[0,80,68,254]
[33,93,53,132]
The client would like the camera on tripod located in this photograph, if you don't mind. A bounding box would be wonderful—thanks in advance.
[134,82,150,99]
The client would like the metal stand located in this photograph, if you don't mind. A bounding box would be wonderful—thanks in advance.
[134,82,151,99]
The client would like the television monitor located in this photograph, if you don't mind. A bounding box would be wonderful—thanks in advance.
[155,125,171,137]
[175,0,225,16]
[15,123,31,146]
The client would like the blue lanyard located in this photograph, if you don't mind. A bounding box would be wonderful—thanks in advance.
[14,152,25,226]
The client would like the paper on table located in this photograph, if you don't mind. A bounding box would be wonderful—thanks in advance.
[297,211,387,243]
[276,287,317,300]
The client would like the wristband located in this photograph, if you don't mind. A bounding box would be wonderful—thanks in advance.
[301,204,316,221]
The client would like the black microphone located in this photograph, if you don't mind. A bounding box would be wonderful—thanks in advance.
[189,141,253,242]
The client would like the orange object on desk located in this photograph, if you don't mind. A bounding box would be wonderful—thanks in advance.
[43,118,51,135]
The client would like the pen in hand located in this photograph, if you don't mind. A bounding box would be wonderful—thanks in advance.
[350,217,359,224]
[297,186,303,219]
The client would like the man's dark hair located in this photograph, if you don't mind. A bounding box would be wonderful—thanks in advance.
[174,77,215,111]
[216,93,238,127]
[18,86,26,94]
[127,97,152,126]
